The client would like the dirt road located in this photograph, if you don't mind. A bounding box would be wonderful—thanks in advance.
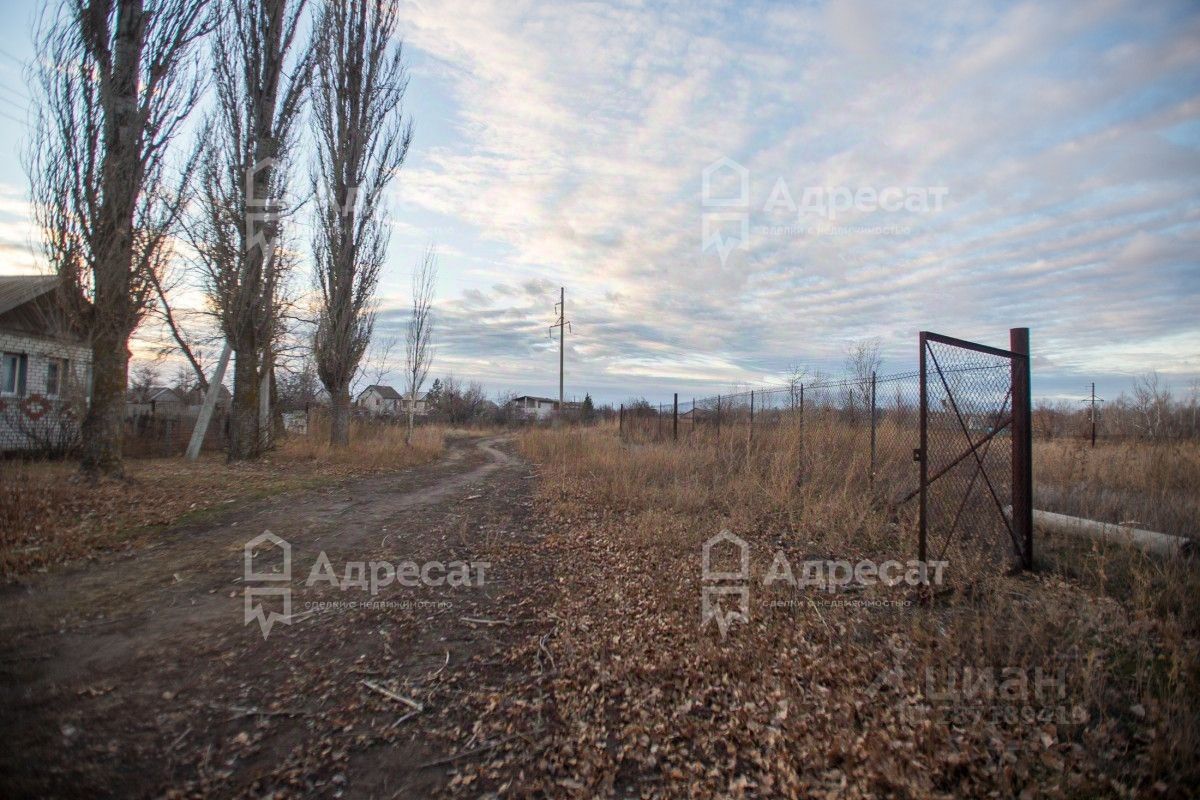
[0,435,552,798]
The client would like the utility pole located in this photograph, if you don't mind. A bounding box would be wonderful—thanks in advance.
[1081,382,1104,447]
[548,287,571,415]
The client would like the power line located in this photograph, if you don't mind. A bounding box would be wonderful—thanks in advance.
[0,107,25,127]
[0,48,28,71]
[0,89,29,115]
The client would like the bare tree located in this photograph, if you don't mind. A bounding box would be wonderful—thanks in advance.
[785,363,808,409]
[845,337,882,417]
[1132,372,1172,440]
[310,0,413,447]
[191,0,314,460]
[354,334,398,397]
[130,363,160,403]
[27,0,212,477]
[404,248,436,444]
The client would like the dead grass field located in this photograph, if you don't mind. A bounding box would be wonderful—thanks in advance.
[0,421,447,578]
[1035,438,1200,539]
[477,421,1200,797]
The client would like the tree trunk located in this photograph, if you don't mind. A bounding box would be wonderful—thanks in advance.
[228,348,260,460]
[330,388,351,447]
[80,332,130,478]
[405,401,415,446]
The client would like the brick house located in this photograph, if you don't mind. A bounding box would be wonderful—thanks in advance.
[0,275,91,452]
[355,384,427,418]
[355,384,403,416]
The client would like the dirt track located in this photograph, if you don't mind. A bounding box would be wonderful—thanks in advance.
[0,435,551,798]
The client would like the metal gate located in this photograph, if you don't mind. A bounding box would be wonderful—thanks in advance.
[918,328,1032,573]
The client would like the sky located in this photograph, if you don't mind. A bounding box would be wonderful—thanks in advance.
[0,0,1197,406]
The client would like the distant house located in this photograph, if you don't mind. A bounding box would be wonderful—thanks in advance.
[409,393,429,417]
[356,384,403,416]
[356,385,429,418]
[0,275,91,452]
[127,386,185,417]
[508,395,578,420]
[179,384,232,414]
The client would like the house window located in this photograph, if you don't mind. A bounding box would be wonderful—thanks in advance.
[46,359,66,397]
[2,352,27,396]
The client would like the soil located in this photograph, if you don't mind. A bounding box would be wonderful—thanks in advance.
[0,435,552,798]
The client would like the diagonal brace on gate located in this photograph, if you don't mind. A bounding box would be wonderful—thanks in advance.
[927,345,1022,557]
[894,412,1012,508]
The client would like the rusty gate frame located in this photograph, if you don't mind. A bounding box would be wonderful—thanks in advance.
[917,328,1032,570]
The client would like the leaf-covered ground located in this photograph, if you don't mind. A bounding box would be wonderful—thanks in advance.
[436,428,1199,798]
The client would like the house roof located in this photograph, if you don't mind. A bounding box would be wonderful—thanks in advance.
[181,384,232,404]
[509,395,580,407]
[0,275,57,317]
[363,384,403,400]
[128,386,183,403]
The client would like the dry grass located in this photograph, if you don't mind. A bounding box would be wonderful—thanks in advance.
[277,416,446,468]
[491,421,1200,797]
[1035,438,1200,539]
[0,421,448,578]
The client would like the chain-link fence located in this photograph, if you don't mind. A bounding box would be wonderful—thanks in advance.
[618,370,923,505]
[616,328,1033,576]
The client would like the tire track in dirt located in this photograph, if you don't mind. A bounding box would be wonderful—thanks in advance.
[0,434,548,798]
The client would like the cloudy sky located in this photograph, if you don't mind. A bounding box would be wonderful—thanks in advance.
[0,0,1197,404]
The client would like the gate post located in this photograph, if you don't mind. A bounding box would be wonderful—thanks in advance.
[870,371,877,489]
[749,390,755,443]
[1011,327,1033,569]
[673,393,678,441]
[619,403,624,437]
[918,332,928,563]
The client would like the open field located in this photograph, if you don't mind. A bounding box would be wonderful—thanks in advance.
[1034,439,1200,540]
[0,422,447,578]
[0,421,1196,797]
[454,422,1199,797]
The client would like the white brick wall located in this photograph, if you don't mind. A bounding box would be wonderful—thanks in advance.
[0,330,92,452]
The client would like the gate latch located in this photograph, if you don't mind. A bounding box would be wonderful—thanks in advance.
[912,448,923,463]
